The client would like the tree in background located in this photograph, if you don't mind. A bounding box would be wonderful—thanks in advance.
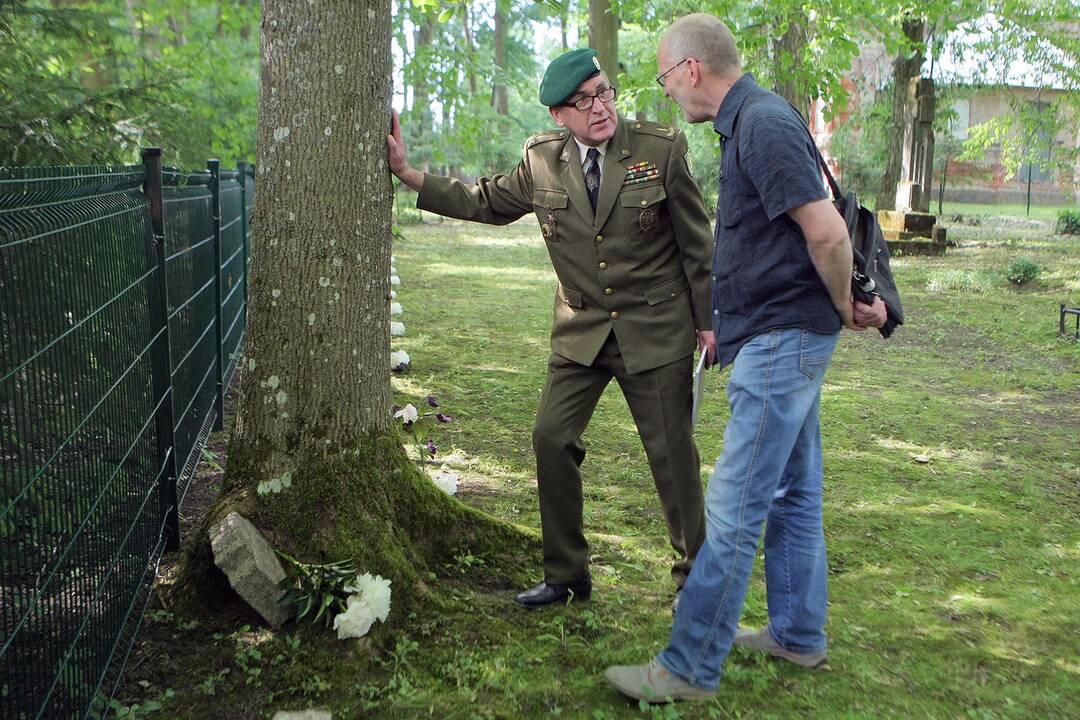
[0,0,258,168]
[587,0,619,83]
[874,16,927,212]
[770,6,811,119]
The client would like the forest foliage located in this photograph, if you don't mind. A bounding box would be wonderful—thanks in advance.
[2,0,1077,199]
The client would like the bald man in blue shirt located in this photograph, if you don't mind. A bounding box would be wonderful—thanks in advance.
[606,13,887,703]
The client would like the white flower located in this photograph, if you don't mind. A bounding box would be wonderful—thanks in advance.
[333,573,392,640]
[390,275,400,286]
[390,302,403,315]
[333,594,377,639]
[344,573,392,621]
[394,404,418,424]
[433,465,459,495]
[390,321,406,336]
[390,349,410,370]
[390,290,397,300]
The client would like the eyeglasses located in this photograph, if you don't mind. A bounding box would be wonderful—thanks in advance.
[655,58,689,87]
[563,86,617,111]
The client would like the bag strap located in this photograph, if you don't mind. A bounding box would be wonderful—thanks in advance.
[779,102,879,289]
[734,93,842,198]
[781,100,843,200]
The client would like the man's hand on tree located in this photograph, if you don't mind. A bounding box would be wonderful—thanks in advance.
[386,110,424,191]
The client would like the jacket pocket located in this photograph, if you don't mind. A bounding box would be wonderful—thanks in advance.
[644,274,689,305]
[619,184,667,209]
[559,285,584,308]
[534,188,569,242]
[534,188,569,209]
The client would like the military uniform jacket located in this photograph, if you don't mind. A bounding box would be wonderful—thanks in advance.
[417,117,714,375]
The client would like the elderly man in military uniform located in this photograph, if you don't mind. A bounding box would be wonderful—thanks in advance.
[386,48,715,609]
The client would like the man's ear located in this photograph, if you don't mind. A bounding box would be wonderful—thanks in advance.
[688,57,701,87]
[549,106,565,127]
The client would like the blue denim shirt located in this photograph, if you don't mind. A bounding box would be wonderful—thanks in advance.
[711,74,840,368]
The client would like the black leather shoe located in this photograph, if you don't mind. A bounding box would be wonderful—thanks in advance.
[514,576,592,607]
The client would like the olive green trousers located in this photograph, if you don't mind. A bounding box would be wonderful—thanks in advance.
[531,333,706,587]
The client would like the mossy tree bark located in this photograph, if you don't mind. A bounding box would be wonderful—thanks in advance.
[185,0,526,615]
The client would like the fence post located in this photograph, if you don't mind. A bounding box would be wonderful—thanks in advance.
[142,148,181,552]
[208,159,225,431]
[237,161,250,310]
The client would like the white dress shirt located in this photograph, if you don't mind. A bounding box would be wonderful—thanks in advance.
[574,138,609,178]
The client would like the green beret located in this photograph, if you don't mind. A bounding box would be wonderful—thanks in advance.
[539,48,602,107]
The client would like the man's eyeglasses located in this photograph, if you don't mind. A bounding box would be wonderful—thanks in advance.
[655,58,689,87]
[563,86,617,111]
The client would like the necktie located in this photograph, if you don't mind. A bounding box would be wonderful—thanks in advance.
[584,147,601,212]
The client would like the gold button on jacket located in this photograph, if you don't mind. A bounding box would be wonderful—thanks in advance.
[417,117,713,374]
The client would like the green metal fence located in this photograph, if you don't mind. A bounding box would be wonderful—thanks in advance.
[0,151,253,720]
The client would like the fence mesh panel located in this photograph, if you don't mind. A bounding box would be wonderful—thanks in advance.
[161,170,217,506]
[0,159,250,720]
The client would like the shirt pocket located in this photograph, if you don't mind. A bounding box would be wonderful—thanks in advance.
[718,175,743,227]
[533,188,569,242]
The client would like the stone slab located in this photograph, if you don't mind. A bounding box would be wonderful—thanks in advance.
[209,512,290,627]
[878,210,938,234]
[888,239,947,256]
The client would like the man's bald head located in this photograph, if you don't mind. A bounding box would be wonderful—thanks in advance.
[660,14,741,79]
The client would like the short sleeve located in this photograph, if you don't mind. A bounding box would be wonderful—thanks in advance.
[739,115,828,221]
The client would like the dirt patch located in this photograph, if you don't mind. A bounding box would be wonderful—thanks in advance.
[174,377,238,560]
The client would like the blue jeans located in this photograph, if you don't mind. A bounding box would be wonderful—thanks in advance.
[657,327,839,690]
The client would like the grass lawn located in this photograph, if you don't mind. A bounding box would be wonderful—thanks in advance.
[117,213,1080,719]
[926,201,1076,223]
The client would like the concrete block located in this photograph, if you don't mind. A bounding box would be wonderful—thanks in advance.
[209,512,290,627]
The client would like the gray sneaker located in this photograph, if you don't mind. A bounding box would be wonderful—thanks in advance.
[605,657,717,703]
[734,627,828,668]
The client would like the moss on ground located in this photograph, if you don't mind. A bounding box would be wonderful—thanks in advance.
[176,429,535,619]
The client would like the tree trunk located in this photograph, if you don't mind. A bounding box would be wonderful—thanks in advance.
[462,3,478,95]
[588,0,619,84]
[410,4,434,169]
[876,18,925,211]
[182,0,524,615]
[771,13,810,121]
[493,0,509,115]
[559,4,569,51]
[413,11,433,132]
